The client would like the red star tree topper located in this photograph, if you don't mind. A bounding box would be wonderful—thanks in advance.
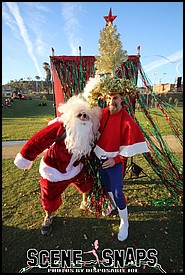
[103,8,117,25]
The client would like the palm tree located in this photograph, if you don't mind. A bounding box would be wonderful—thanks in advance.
[43,62,51,94]
[43,62,51,82]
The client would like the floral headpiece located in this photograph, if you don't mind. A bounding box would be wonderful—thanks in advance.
[87,74,138,107]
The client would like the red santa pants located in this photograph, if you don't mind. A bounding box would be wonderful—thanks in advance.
[40,168,93,212]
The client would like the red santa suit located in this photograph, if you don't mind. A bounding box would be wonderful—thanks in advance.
[94,107,150,210]
[14,120,93,212]
[94,107,149,159]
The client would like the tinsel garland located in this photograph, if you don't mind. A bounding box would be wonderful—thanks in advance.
[137,61,153,89]
[83,153,115,217]
[124,60,183,200]
[116,60,138,85]
[51,56,183,210]
[115,55,140,84]
[154,96,183,145]
[124,92,183,199]
[52,56,96,102]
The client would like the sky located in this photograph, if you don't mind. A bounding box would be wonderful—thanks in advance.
[2,2,183,87]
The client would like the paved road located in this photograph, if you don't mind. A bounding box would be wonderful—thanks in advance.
[2,140,45,159]
[2,135,182,159]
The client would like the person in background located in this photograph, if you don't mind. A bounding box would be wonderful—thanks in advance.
[14,95,101,236]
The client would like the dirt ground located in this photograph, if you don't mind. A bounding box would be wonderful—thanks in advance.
[2,135,183,159]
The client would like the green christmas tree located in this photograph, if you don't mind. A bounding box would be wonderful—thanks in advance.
[95,21,128,76]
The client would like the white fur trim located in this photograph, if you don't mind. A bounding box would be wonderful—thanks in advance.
[39,157,84,182]
[14,153,33,170]
[47,117,60,125]
[119,142,150,157]
[94,142,150,159]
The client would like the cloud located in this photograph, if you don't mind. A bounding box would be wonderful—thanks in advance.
[176,61,183,75]
[22,2,52,57]
[24,2,51,13]
[2,8,17,34]
[5,2,43,78]
[143,50,183,73]
[61,3,83,55]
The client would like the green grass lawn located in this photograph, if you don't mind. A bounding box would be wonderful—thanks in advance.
[2,157,183,273]
[2,98,183,141]
[2,98,55,141]
[2,98,183,273]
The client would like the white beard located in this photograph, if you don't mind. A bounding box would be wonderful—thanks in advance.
[64,118,94,160]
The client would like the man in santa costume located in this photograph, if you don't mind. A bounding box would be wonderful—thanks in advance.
[84,75,150,242]
[14,94,101,235]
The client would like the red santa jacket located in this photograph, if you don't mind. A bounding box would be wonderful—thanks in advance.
[14,121,83,182]
[94,107,150,159]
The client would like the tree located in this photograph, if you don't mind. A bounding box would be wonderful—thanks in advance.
[95,22,128,76]
[35,76,40,81]
[43,62,51,82]
[43,62,51,94]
